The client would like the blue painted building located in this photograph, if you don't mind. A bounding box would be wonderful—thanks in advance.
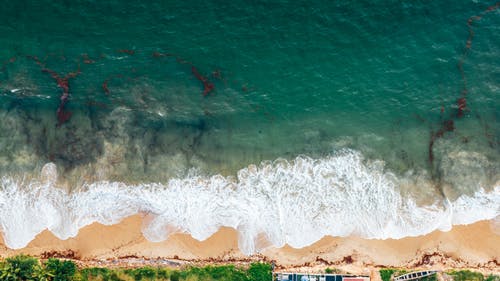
[274,272,369,281]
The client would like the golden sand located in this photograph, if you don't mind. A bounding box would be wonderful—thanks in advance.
[1,215,498,275]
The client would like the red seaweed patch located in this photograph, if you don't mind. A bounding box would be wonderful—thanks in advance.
[151,50,216,96]
[116,49,135,55]
[28,55,81,127]
[428,2,499,165]
[191,66,215,96]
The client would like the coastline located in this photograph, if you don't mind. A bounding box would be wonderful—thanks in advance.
[1,215,498,275]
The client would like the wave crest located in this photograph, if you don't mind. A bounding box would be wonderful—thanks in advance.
[0,150,498,254]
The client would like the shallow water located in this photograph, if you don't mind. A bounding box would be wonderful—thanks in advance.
[0,1,498,251]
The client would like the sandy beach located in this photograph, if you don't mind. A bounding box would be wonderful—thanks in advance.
[1,215,498,275]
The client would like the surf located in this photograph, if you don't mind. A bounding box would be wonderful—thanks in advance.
[0,149,498,254]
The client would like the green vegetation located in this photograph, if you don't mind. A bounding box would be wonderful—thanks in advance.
[2,255,499,281]
[324,268,340,274]
[247,263,272,281]
[45,258,77,281]
[379,269,396,281]
[80,267,114,281]
[486,275,500,281]
[447,270,500,281]
[0,255,272,281]
[449,270,483,281]
[0,255,41,281]
[379,268,413,281]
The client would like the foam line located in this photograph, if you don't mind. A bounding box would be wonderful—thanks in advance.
[0,150,498,254]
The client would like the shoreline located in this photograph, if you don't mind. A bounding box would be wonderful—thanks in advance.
[1,216,499,275]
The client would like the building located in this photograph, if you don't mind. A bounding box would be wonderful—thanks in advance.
[274,272,370,281]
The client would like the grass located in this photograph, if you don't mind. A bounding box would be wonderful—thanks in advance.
[447,270,500,281]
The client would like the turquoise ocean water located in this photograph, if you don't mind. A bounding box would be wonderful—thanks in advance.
[0,1,498,252]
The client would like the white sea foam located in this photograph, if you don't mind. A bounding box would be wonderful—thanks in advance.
[0,150,498,254]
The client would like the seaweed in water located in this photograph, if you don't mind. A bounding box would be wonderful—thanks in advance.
[191,65,215,96]
[151,50,216,96]
[28,55,81,127]
[428,2,500,165]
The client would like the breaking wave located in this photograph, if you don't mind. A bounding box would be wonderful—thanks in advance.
[0,150,498,254]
